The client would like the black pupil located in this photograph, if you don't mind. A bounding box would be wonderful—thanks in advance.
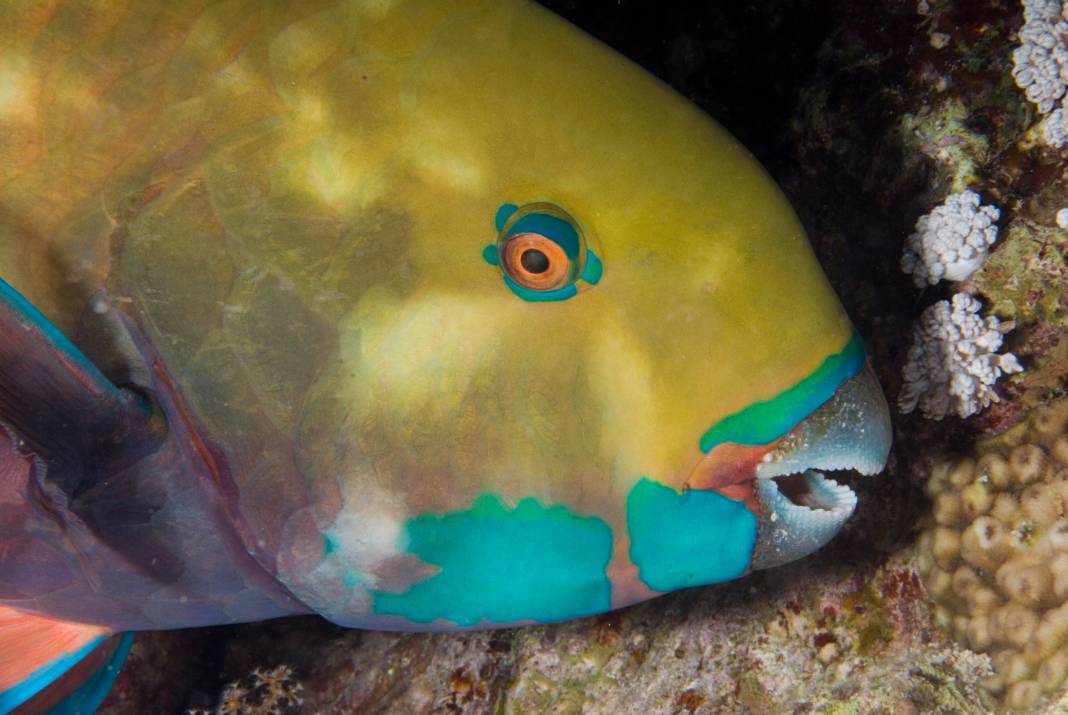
[520,248,550,274]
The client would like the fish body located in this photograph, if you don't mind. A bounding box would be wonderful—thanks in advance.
[0,1,891,711]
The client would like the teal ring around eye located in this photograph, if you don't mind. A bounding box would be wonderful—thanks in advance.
[483,202,602,302]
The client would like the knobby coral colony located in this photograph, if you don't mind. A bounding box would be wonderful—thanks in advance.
[1013,0,1068,146]
[898,294,1022,420]
[897,189,1021,421]
[900,190,1000,288]
[917,401,1068,711]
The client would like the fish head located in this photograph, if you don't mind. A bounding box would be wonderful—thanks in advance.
[291,1,892,629]
[0,0,892,635]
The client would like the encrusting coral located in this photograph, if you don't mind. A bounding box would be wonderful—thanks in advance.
[917,399,1068,711]
[898,293,1023,420]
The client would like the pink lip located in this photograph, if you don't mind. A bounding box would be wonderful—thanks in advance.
[684,440,782,515]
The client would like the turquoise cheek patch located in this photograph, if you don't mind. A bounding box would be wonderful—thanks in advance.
[372,494,613,627]
[699,331,866,453]
[626,478,757,593]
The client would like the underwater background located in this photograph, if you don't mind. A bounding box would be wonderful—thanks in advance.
[93,0,1068,712]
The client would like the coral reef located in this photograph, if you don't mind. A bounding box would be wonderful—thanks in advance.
[130,559,988,714]
[896,188,1023,422]
[187,665,304,715]
[899,294,1023,420]
[95,630,215,714]
[901,190,1001,287]
[1012,0,1068,146]
[918,399,1068,711]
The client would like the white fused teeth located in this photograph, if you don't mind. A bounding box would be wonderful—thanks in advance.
[755,364,892,480]
[747,361,890,570]
[750,470,858,570]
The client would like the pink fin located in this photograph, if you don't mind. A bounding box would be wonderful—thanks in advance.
[0,606,110,714]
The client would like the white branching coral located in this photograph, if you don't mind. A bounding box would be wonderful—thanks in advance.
[1012,0,1068,146]
[899,294,1023,419]
[901,191,1001,287]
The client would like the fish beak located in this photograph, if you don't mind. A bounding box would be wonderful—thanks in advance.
[749,363,892,569]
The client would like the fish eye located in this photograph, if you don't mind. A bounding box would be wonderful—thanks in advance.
[501,232,570,291]
[482,200,602,301]
[520,248,549,274]
[483,202,602,302]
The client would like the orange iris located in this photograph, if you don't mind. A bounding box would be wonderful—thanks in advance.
[500,233,571,291]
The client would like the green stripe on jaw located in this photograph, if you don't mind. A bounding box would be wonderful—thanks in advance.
[699,332,866,453]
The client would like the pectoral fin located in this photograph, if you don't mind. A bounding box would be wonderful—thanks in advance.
[0,606,132,715]
[0,279,162,480]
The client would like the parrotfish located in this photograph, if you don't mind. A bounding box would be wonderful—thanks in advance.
[0,0,893,712]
